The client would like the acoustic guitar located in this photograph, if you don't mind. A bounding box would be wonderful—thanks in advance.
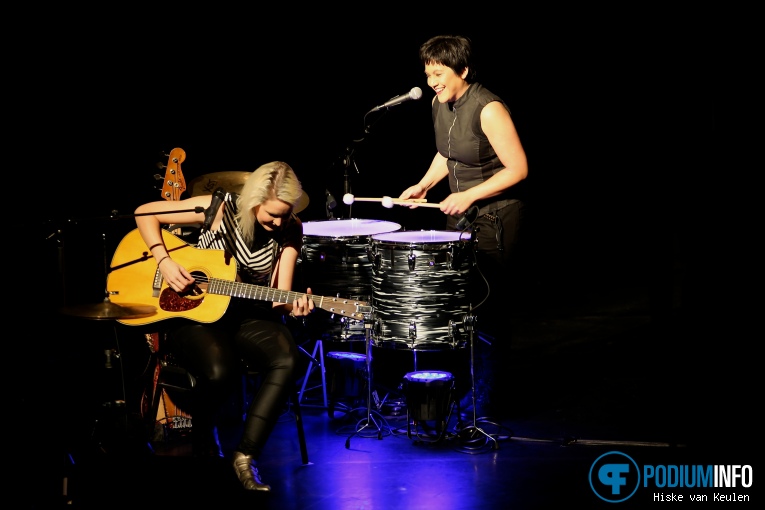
[107,228,370,326]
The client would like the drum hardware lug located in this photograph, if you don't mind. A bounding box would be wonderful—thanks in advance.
[448,320,460,348]
[408,251,416,271]
[463,314,477,332]
[450,244,470,270]
[408,320,417,339]
[371,250,381,275]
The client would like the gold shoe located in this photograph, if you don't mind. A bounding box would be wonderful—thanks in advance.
[232,451,271,491]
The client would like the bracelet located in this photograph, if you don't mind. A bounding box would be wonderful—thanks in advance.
[157,255,171,266]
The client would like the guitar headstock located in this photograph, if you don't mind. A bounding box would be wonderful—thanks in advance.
[161,148,187,201]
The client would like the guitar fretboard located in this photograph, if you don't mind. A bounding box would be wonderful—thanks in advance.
[207,278,318,304]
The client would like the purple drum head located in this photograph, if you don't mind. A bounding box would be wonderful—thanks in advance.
[371,230,466,243]
[404,371,454,383]
[303,218,401,238]
[326,352,367,362]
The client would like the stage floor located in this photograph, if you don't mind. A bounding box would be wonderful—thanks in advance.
[18,281,753,509]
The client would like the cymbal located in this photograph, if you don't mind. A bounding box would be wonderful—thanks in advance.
[60,300,157,320]
[189,171,309,213]
[189,171,250,197]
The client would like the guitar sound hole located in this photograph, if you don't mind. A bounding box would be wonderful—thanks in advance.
[158,270,208,312]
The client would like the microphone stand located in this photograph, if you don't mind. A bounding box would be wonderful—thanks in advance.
[455,308,499,452]
[46,205,212,466]
[338,143,360,219]
[345,308,389,448]
[333,106,388,219]
[59,207,205,225]
[53,207,204,308]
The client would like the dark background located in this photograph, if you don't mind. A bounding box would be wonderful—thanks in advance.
[30,11,718,403]
[36,14,702,314]
[25,13,751,502]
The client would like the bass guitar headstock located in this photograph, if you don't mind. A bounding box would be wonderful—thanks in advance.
[160,147,187,201]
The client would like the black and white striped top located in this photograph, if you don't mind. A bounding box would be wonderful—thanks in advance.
[195,192,298,286]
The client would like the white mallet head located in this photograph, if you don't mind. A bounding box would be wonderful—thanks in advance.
[381,196,394,209]
[343,193,354,205]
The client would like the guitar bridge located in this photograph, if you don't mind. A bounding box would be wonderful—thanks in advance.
[152,267,163,298]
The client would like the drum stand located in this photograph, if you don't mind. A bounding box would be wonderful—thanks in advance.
[345,308,389,448]
[456,311,499,452]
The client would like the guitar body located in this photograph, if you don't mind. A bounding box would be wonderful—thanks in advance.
[108,228,236,326]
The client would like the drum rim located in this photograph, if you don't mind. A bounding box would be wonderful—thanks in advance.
[404,370,455,381]
[326,351,367,361]
[303,218,402,237]
[370,230,469,243]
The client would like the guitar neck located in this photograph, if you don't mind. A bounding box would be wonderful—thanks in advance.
[206,278,369,319]
[208,278,310,303]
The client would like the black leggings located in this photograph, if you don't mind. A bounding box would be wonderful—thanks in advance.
[168,315,299,459]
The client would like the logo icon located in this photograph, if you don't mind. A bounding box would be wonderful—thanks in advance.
[589,451,640,503]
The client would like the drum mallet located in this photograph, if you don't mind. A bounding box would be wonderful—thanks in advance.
[343,193,440,209]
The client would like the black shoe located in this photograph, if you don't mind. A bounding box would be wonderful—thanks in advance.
[232,451,271,491]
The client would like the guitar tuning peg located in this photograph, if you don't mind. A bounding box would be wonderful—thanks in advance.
[153,173,164,181]
[156,161,167,170]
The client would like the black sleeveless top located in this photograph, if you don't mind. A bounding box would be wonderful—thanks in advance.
[432,82,523,216]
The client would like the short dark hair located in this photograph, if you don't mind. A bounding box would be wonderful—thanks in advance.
[419,35,476,82]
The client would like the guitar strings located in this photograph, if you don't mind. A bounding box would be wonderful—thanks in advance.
[187,274,368,306]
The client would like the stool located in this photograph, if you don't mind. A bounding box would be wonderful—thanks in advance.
[297,339,328,408]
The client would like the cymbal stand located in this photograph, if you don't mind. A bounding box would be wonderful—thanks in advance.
[345,307,389,448]
[456,310,499,452]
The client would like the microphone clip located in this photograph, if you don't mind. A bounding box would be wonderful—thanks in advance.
[202,187,226,231]
[455,206,479,231]
[325,189,337,219]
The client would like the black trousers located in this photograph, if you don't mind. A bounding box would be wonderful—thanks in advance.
[446,200,525,337]
[447,200,525,411]
[166,303,299,459]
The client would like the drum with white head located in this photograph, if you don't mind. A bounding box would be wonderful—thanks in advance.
[300,219,401,341]
[369,230,475,351]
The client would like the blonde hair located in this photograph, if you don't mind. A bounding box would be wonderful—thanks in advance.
[235,161,303,245]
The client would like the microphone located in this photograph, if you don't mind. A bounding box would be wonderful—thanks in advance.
[456,206,479,231]
[202,187,225,231]
[325,189,337,210]
[370,87,423,111]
